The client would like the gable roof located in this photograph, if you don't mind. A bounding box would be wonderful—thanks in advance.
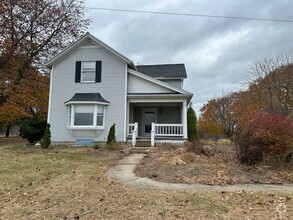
[136,64,187,79]
[65,93,110,105]
[46,32,135,69]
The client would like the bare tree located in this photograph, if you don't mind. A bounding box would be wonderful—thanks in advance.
[213,92,237,137]
[247,54,293,115]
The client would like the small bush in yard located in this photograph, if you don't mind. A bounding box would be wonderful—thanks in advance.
[107,124,116,144]
[105,141,117,150]
[93,144,100,150]
[187,106,199,142]
[41,123,51,148]
[20,119,47,144]
[234,112,293,165]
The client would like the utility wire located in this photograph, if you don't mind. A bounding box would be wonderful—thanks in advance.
[86,7,293,23]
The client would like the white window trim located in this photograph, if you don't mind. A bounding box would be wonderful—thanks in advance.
[81,61,95,83]
[67,104,106,130]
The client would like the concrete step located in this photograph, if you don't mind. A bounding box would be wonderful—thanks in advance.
[130,147,151,154]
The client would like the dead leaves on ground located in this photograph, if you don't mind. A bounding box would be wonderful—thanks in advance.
[135,144,293,185]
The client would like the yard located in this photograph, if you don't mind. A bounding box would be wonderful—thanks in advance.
[0,138,292,219]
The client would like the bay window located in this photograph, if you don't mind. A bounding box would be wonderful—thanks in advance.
[65,93,109,131]
[68,104,105,129]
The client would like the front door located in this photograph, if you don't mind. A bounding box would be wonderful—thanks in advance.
[142,109,157,137]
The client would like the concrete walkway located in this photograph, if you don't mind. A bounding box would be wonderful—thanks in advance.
[106,154,293,192]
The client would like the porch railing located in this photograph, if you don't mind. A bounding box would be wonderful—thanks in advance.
[151,123,184,146]
[128,122,138,146]
[154,124,184,136]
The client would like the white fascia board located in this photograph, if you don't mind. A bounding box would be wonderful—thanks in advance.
[128,69,193,96]
[47,66,53,123]
[127,93,193,104]
[46,32,134,69]
[127,93,191,99]
[128,98,187,103]
[87,34,133,65]
[155,77,187,80]
[46,34,89,68]
[65,101,110,106]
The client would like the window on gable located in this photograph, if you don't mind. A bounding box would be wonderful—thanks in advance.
[75,61,102,83]
[68,104,105,129]
[81,61,95,82]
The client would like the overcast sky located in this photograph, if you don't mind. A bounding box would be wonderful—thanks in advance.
[84,0,293,115]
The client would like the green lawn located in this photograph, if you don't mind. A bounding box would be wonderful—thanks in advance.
[0,138,292,219]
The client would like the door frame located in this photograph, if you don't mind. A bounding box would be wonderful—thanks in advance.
[142,108,157,137]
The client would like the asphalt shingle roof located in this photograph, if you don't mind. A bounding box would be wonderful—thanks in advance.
[65,93,110,104]
[136,64,187,78]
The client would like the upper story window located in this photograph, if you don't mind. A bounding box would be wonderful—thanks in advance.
[75,61,102,83]
[81,62,96,82]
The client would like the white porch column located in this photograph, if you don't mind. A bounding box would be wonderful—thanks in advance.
[182,100,188,139]
[151,123,155,147]
[124,101,129,142]
[132,122,138,146]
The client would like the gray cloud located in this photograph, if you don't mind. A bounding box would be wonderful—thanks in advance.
[85,0,293,115]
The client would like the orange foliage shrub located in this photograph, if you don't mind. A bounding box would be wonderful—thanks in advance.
[235,112,293,165]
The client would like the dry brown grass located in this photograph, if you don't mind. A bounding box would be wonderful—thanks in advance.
[0,138,292,219]
[136,141,293,185]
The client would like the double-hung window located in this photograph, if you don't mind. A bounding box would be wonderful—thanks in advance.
[96,105,104,126]
[75,61,102,83]
[81,62,95,82]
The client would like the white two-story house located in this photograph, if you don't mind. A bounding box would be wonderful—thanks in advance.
[46,32,193,146]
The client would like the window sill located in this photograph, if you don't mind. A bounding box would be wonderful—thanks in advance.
[80,81,96,84]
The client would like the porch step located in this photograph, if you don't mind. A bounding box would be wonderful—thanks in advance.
[136,140,151,147]
[130,147,151,154]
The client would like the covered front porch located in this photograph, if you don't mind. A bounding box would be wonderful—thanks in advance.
[127,100,188,146]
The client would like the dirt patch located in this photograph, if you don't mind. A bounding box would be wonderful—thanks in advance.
[135,142,293,185]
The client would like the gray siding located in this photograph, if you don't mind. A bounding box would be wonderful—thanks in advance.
[157,106,181,124]
[128,74,174,93]
[159,79,182,88]
[48,46,127,142]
